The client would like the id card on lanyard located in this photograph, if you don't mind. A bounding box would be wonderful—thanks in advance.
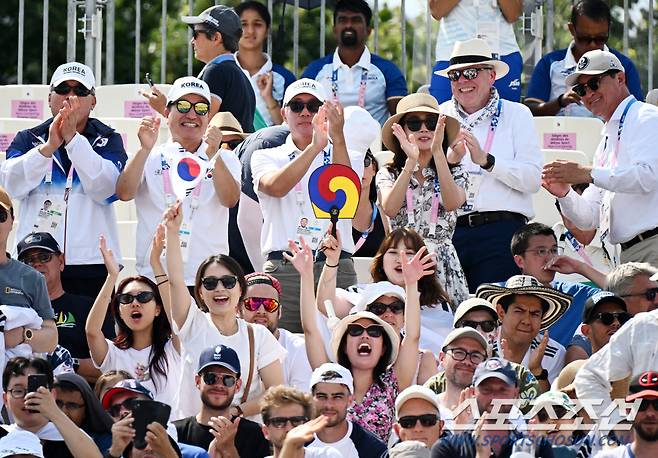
[332,67,368,108]
[405,175,442,236]
[354,204,378,252]
[33,159,70,234]
[293,148,331,251]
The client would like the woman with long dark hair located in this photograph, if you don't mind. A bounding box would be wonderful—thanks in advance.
[85,233,181,409]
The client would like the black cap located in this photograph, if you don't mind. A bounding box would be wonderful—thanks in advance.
[582,291,627,323]
[627,371,658,401]
[181,5,242,40]
[17,232,61,260]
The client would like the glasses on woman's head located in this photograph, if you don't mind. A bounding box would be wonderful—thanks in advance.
[447,67,492,82]
[367,300,405,316]
[52,83,93,97]
[286,99,323,114]
[171,99,210,116]
[266,416,308,428]
[346,323,384,338]
[592,311,631,326]
[108,398,135,417]
[398,414,439,429]
[445,347,486,364]
[202,372,237,387]
[403,115,438,132]
[572,72,616,97]
[21,252,54,266]
[116,291,155,305]
[459,319,498,333]
[243,297,280,313]
[201,275,238,291]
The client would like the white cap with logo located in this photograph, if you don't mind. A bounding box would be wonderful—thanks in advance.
[50,62,96,90]
[310,362,354,394]
[283,78,326,106]
[565,49,625,86]
[167,76,212,104]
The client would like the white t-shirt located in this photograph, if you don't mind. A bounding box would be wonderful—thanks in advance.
[278,328,312,390]
[134,143,241,284]
[98,339,182,410]
[265,447,341,458]
[307,421,359,458]
[175,305,287,420]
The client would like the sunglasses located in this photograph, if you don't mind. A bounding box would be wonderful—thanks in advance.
[0,207,9,223]
[367,300,405,316]
[108,399,135,417]
[346,323,384,338]
[572,72,617,97]
[202,372,237,387]
[447,67,492,82]
[398,414,439,429]
[592,311,631,326]
[243,297,280,313]
[286,100,323,113]
[460,319,498,333]
[201,275,238,291]
[116,291,155,305]
[574,32,608,46]
[21,252,54,266]
[621,287,658,302]
[222,139,243,150]
[638,399,658,412]
[364,156,372,168]
[403,115,438,132]
[52,83,92,97]
[266,416,308,428]
[172,99,209,116]
[192,28,214,40]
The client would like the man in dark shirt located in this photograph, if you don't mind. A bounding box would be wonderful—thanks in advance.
[182,5,256,132]
[173,345,270,457]
[17,232,114,383]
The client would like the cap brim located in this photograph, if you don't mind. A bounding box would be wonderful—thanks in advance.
[626,391,658,402]
[442,328,488,353]
[17,245,58,259]
[102,387,131,409]
[565,70,607,87]
[382,110,460,157]
[181,15,206,25]
[51,76,94,90]
[197,361,240,376]
[474,372,516,387]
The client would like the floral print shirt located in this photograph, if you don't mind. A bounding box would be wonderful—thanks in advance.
[346,368,399,442]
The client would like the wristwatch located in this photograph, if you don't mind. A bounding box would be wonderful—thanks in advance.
[22,327,34,344]
[533,368,549,381]
[480,153,495,171]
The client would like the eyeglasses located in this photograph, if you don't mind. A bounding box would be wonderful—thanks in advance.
[621,287,658,302]
[592,311,631,326]
[403,115,438,132]
[202,372,237,387]
[116,291,155,305]
[447,67,492,82]
[243,297,280,313]
[52,83,93,97]
[266,416,308,428]
[460,319,498,333]
[572,73,616,97]
[21,252,54,266]
[445,347,487,364]
[286,100,323,114]
[574,32,608,46]
[346,323,384,338]
[201,275,238,291]
[222,139,243,150]
[56,400,85,410]
[108,399,135,417]
[638,399,658,412]
[523,246,563,257]
[6,387,27,399]
[398,414,439,429]
[171,99,210,116]
[367,300,405,316]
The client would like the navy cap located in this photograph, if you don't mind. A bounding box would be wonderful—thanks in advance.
[197,344,241,377]
[473,357,518,387]
[181,5,242,40]
[17,232,62,260]
[582,291,627,323]
[101,379,153,410]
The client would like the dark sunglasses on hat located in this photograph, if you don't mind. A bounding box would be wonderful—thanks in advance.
[52,83,93,97]
[116,291,155,305]
[201,275,238,291]
[243,297,280,313]
[398,414,439,428]
[367,300,405,316]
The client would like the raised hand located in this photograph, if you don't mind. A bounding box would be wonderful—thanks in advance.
[138,116,161,152]
[473,413,493,458]
[542,160,593,186]
[459,128,487,167]
[150,224,166,261]
[431,114,447,156]
[203,124,223,159]
[454,386,476,424]
[208,416,240,449]
[391,123,420,163]
[42,113,65,156]
[256,72,274,100]
[163,201,183,232]
[319,224,341,266]
[24,386,58,420]
[528,331,549,376]
[141,85,168,116]
[400,246,437,285]
[541,174,571,199]
[283,237,314,275]
[109,413,135,457]
[311,104,329,152]
[325,100,345,143]
[99,235,121,278]
[145,422,177,456]
[283,416,330,448]
[59,96,80,143]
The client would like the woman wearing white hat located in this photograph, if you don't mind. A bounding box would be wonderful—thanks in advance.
[286,236,433,442]
[376,93,469,308]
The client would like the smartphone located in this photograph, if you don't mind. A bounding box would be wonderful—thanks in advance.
[144,73,154,87]
[27,374,49,393]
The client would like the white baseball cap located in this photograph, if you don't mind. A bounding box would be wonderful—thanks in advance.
[283,78,326,106]
[395,385,440,420]
[310,363,354,394]
[0,430,44,458]
[565,49,625,86]
[50,62,96,90]
[167,76,212,104]
[355,281,406,311]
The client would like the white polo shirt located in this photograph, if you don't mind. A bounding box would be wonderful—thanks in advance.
[440,99,542,219]
[251,135,365,257]
[134,143,241,284]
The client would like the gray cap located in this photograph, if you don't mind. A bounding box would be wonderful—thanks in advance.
[181,5,241,40]
[389,440,431,458]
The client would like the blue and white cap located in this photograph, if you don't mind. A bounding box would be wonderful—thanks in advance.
[197,344,241,377]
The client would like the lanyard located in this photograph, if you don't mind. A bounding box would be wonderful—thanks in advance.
[405,174,441,235]
[353,204,378,252]
[564,230,593,266]
[483,99,502,152]
[331,67,368,108]
[597,98,636,168]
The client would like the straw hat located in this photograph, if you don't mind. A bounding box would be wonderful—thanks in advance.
[435,38,509,80]
[330,311,400,367]
[209,112,249,139]
[382,93,460,156]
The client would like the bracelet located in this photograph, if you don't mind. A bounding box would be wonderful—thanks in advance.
[154,274,167,279]
[157,279,169,286]
[325,261,339,268]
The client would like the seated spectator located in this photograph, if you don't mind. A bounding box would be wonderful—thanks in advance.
[53,373,113,453]
[301,0,407,125]
[510,222,604,347]
[94,369,132,401]
[525,0,642,116]
[17,232,114,383]
[210,112,249,151]
[477,275,571,388]
[173,345,269,456]
[116,77,240,287]
[164,203,285,420]
[1,356,102,458]
[306,363,388,457]
[377,94,468,307]
[2,62,127,298]
[260,385,340,457]
[234,1,295,128]
[0,429,44,458]
[240,273,312,390]
[294,234,427,441]
[85,235,181,409]
[393,385,444,449]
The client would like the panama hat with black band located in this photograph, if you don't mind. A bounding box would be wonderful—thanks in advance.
[435,38,509,80]
[475,275,571,331]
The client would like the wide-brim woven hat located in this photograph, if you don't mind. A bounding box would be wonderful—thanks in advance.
[382,93,460,156]
[435,38,509,80]
[331,311,400,367]
[475,275,571,331]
